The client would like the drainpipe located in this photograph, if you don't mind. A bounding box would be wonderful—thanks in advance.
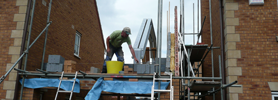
[19,0,36,99]
[219,0,226,99]
[13,0,32,100]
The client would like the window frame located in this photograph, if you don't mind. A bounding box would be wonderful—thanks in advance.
[272,92,278,100]
[74,31,81,57]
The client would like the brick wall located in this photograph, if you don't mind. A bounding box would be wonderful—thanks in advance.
[40,89,89,100]
[0,0,23,99]
[202,0,278,100]
[234,0,278,100]
[17,88,40,100]
[26,0,105,72]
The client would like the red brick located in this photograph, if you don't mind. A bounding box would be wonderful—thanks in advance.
[128,79,138,82]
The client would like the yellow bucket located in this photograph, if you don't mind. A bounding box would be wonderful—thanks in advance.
[106,61,124,74]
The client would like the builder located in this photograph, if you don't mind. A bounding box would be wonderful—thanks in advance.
[102,27,139,73]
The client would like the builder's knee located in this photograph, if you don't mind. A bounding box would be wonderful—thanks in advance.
[104,56,112,61]
[117,56,124,62]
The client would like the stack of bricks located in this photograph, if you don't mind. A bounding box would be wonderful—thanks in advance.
[64,60,77,73]
[124,66,134,74]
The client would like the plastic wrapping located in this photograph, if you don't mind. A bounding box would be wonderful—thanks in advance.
[20,78,80,93]
[85,77,169,100]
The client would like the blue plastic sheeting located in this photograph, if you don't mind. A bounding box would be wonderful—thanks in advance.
[19,78,80,93]
[85,77,170,100]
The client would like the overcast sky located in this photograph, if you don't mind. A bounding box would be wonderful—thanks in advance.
[96,0,201,64]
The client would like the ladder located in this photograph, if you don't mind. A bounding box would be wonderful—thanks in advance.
[151,72,174,100]
[55,71,78,100]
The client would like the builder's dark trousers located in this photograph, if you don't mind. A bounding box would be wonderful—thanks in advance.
[101,42,124,73]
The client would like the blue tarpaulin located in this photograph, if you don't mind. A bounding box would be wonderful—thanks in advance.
[19,78,80,93]
[85,77,170,100]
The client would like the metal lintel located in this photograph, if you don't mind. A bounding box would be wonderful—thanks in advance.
[133,19,156,60]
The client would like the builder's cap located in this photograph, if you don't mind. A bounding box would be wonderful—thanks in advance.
[123,27,131,35]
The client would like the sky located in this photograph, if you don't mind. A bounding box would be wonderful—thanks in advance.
[96,0,201,64]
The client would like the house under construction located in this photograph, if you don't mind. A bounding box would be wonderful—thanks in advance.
[0,0,277,100]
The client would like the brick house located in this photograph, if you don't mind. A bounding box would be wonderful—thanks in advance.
[0,0,104,99]
[202,0,278,100]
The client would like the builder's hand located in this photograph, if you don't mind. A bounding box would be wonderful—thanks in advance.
[134,58,139,63]
[107,48,110,53]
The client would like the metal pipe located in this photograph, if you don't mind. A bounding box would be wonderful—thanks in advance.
[167,2,170,34]
[219,0,226,99]
[167,11,168,33]
[14,68,29,73]
[36,69,49,74]
[156,0,162,99]
[156,0,160,70]
[219,55,223,100]
[20,0,36,99]
[177,32,195,77]
[29,22,52,47]
[200,81,238,97]
[193,3,195,45]
[197,0,199,35]
[180,51,184,85]
[41,0,53,70]
[157,0,160,65]
[181,0,184,40]
[209,0,215,99]
[17,72,223,80]
[158,0,163,99]
[197,16,206,41]
[0,22,52,84]
[159,0,163,76]
[196,44,213,70]
[182,33,199,35]
[79,70,87,75]
[0,51,24,83]
[187,49,190,100]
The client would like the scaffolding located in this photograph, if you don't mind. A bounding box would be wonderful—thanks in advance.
[0,0,242,100]
[176,0,240,100]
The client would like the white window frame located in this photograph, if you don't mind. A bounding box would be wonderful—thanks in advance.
[74,31,81,57]
[272,92,278,100]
